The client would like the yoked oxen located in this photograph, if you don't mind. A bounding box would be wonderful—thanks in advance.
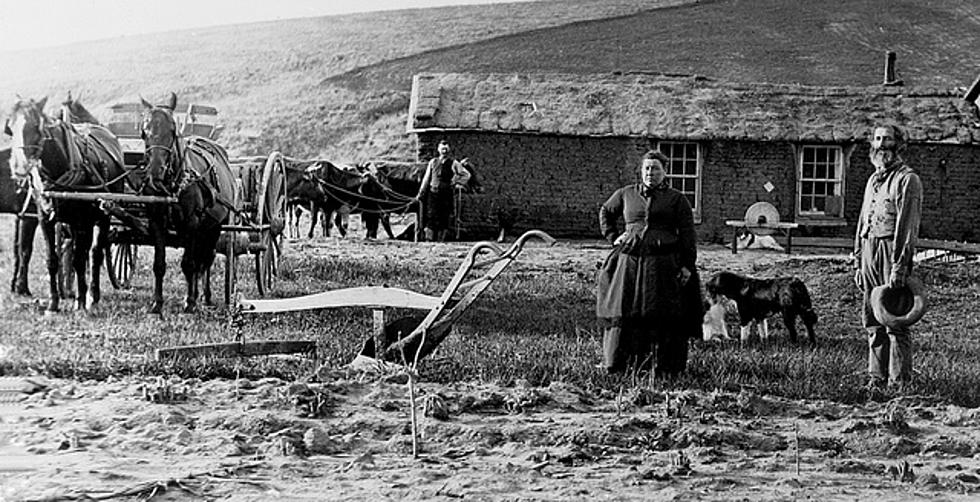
[284,159,366,239]
[357,159,483,240]
[4,96,127,313]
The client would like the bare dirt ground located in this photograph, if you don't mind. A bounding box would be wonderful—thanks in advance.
[2,233,980,501]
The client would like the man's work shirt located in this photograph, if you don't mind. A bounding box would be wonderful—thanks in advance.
[425,156,471,192]
[855,163,923,270]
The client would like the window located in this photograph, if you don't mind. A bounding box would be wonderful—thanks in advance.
[797,145,844,218]
[657,141,701,221]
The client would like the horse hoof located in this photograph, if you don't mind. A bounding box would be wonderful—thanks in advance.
[44,309,59,318]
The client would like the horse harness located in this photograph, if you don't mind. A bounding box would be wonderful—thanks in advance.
[47,121,126,191]
[176,137,240,219]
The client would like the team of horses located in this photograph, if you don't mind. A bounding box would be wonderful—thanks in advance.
[2,92,482,314]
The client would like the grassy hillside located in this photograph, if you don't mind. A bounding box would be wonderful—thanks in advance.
[0,0,663,161]
[1,0,977,163]
[333,0,980,90]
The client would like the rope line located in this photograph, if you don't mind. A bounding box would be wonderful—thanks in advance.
[314,178,417,215]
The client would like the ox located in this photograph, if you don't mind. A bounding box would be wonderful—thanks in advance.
[284,159,366,239]
[357,159,483,240]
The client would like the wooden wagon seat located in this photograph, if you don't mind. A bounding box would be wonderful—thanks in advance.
[237,230,556,368]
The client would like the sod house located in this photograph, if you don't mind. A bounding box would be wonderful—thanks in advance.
[407,72,980,244]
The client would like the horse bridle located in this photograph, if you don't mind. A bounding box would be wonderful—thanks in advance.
[141,107,182,187]
[6,106,52,160]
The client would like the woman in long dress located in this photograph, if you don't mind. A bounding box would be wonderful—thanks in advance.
[596,150,704,376]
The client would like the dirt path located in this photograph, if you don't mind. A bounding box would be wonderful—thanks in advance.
[4,374,980,501]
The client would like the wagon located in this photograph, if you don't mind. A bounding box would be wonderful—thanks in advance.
[46,102,286,306]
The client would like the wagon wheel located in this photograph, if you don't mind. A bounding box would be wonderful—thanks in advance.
[254,152,287,297]
[107,242,137,290]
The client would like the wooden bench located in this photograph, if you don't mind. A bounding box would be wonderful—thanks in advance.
[725,220,799,254]
[725,219,850,254]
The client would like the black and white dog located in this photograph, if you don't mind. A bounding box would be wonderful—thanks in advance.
[705,271,818,344]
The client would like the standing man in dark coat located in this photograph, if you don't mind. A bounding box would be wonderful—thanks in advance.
[416,140,471,242]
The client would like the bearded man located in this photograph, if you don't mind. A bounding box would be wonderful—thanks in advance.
[853,124,923,393]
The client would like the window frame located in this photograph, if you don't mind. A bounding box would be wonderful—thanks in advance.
[656,141,702,224]
[796,144,846,220]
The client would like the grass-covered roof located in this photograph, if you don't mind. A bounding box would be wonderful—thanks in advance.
[409,73,980,144]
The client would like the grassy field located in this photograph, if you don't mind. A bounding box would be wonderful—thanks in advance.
[2,214,979,407]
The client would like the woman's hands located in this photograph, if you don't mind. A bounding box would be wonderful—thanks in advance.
[677,266,691,286]
[888,267,907,288]
[613,232,641,253]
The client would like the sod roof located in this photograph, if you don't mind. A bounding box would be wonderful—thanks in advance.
[408,73,980,144]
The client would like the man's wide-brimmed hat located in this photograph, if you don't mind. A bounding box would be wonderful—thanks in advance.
[870,276,927,329]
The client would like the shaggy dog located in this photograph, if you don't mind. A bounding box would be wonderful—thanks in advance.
[705,271,818,344]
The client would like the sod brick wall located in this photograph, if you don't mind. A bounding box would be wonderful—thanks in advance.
[417,131,980,244]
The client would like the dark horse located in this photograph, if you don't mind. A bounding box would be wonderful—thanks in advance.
[5,94,112,299]
[139,93,235,313]
[4,97,126,312]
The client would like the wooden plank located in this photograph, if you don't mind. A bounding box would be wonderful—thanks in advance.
[793,237,980,255]
[792,237,852,249]
[796,219,848,227]
[156,340,316,360]
[238,286,441,314]
[44,191,177,204]
[919,238,980,254]
[725,220,799,229]
[221,223,271,232]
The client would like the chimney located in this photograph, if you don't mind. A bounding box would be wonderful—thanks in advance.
[883,51,903,86]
